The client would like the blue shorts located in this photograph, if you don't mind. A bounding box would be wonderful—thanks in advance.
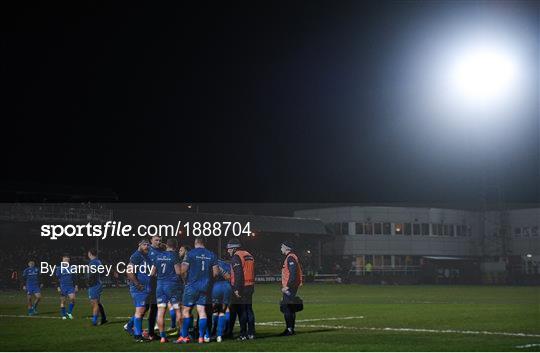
[156,282,182,306]
[211,281,231,306]
[88,283,103,300]
[26,284,41,295]
[182,285,208,307]
[130,289,149,308]
[60,285,75,297]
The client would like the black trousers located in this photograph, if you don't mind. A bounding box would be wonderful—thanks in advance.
[230,286,255,336]
[148,277,158,335]
[282,288,298,330]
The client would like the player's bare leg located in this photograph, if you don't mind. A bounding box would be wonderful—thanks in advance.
[157,304,168,342]
[196,304,208,343]
[26,293,33,314]
[216,304,228,342]
[133,306,150,342]
[176,305,183,331]
[60,295,67,319]
[175,306,192,343]
[66,293,75,319]
[90,298,99,325]
[33,293,41,313]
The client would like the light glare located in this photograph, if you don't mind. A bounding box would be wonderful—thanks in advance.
[448,44,518,106]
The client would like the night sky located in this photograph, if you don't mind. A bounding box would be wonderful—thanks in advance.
[1,1,539,203]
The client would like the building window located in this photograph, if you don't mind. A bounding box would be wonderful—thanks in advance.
[383,223,391,235]
[443,224,449,236]
[395,223,403,235]
[383,255,392,267]
[413,223,420,235]
[422,223,430,236]
[431,223,438,236]
[342,222,349,235]
[394,255,404,267]
[373,255,383,267]
[404,223,412,236]
[374,223,382,235]
[449,224,455,237]
[365,255,373,265]
[365,223,373,235]
[355,222,364,235]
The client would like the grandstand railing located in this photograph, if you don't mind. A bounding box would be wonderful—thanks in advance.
[0,203,112,223]
[347,266,421,276]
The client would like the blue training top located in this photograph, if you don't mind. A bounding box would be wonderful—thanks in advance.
[183,247,217,290]
[129,250,151,291]
[23,266,40,287]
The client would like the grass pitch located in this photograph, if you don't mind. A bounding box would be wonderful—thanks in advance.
[0,284,539,351]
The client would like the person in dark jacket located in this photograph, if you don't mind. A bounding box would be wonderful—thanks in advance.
[226,239,256,340]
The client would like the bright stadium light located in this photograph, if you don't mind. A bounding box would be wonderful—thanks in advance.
[447,43,518,106]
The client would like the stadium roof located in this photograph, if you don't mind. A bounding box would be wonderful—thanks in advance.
[422,256,470,261]
[115,209,329,236]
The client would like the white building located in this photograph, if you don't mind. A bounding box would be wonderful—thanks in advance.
[294,206,539,279]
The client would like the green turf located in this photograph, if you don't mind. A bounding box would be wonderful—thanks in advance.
[0,284,539,351]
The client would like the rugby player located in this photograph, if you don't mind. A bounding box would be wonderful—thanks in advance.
[146,235,165,340]
[55,255,78,319]
[22,260,42,315]
[151,238,182,343]
[87,248,107,326]
[209,259,232,342]
[125,239,152,342]
[175,238,218,344]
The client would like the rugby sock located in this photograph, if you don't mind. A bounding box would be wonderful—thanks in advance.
[217,315,226,337]
[68,302,74,314]
[160,331,166,339]
[127,316,134,330]
[169,309,176,329]
[92,314,98,326]
[205,321,211,338]
[199,318,207,339]
[181,317,191,338]
[134,317,143,336]
[61,306,66,317]
[225,311,230,332]
[98,303,107,322]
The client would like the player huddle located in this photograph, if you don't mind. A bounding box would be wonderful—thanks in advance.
[22,235,304,344]
[125,236,258,344]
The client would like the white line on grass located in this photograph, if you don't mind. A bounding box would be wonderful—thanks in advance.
[515,343,540,348]
[0,314,133,320]
[256,321,540,338]
[259,316,364,325]
[2,314,539,338]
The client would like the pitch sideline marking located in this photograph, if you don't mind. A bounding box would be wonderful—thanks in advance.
[256,321,540,338]
[515,343,540,348]
[1,314,539,338]
[259,316,364,324]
